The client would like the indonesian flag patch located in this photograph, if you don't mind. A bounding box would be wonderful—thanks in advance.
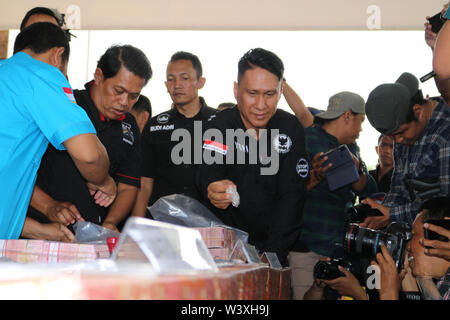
[203,139,228,155]
[63,87,76,103]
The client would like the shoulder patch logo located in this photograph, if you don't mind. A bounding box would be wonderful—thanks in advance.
[273,134,292,154]
[122,121,134,145]
[157,113,170,124]
[296,158,309,178]
[63,87,76,103]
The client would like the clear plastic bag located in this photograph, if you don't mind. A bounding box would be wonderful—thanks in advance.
[149,194,249,243]
[73,221,120,244]
[111,217,218,274]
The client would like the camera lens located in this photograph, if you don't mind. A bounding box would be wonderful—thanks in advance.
[313,259,345,280]
[313,261,329,279]
[345,224,387,258]
[344,223,410,271]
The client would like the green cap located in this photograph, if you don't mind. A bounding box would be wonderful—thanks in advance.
[316,91,365,120]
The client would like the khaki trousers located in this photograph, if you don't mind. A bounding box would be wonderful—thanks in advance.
[288,250,322,300]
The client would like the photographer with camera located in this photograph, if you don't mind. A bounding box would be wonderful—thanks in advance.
[304,257,368,300]
[306,219,412,300]
[362,72,450,230]
[372,197,450,300]
[306,197,450,300]
[288,91,377,300]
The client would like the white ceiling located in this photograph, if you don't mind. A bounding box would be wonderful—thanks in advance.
[0,0,446,30]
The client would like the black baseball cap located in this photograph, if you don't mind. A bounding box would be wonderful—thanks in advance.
[366,72,420,135]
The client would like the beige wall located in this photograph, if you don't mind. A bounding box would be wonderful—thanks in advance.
[0,31,8,59]
[0,0,446,30]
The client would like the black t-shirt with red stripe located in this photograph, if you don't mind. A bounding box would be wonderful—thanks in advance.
[27,81,141,225]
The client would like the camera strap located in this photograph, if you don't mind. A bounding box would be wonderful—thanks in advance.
[403,177,440,202]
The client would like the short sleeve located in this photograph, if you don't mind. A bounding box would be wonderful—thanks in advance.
[115,119,142,188]
[141,121,157,178]
[27,77,96,150]
[444,8,450,19]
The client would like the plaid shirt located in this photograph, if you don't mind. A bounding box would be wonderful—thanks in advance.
[437,268,450,300]
[383,98,450,226]
[297,125,378,256]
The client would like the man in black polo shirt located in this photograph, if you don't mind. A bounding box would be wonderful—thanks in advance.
[132,51,216,217]
[196,48,309,266]
[27,45,152,236]
[369,134,394,193]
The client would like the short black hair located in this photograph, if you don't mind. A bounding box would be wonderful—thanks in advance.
[14,22,70,63]
[217,102,235,111]
[420,197,450,222]
[97,45,152,85]
[132,94,152,117]
[237,48,284,84]
[20,7,64,30]
[405,89,427,123]
[169,51,203,79]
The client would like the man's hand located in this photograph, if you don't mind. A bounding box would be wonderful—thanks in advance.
[371,245,400,300]
[46,200,84,226]
[22,218,75,242]
[207,179,236,210]
[359,197,390,229]
[102,221,119,233]
[425,19,438,50]
[421,222,450,261]
[427,2,450,49]
[322,267,368,300]
[87,176,117,207]
[307,152,332,190]
[44,223,76,242]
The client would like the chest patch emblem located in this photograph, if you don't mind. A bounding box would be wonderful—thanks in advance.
[273,134,292,154]
[157,113,170,124]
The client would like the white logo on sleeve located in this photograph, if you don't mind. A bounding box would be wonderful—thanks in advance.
[296,158,309,178]
[273,134,292,154]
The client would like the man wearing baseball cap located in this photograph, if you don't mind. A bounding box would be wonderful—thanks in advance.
[361,72,450,229]
[289,91,377,300]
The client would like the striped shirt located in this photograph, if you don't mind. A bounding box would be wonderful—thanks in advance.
[437,268,450,300]
[384,98,450,226]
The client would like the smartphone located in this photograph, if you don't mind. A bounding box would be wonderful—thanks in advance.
[424,219,450,242]
[321,145,359,191]
[428,12,446,34]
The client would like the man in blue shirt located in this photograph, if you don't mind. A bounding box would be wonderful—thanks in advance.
[362,72,450,229]
[0,22,116,239]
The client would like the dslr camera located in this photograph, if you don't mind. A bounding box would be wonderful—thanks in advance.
[347,193,386,223]
[313,257,355,280]
[344,221,412,271]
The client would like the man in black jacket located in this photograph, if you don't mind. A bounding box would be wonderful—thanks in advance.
[196,48,309,266]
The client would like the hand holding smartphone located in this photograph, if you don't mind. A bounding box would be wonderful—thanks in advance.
[428,12,446,34]
[423,219,450,242]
